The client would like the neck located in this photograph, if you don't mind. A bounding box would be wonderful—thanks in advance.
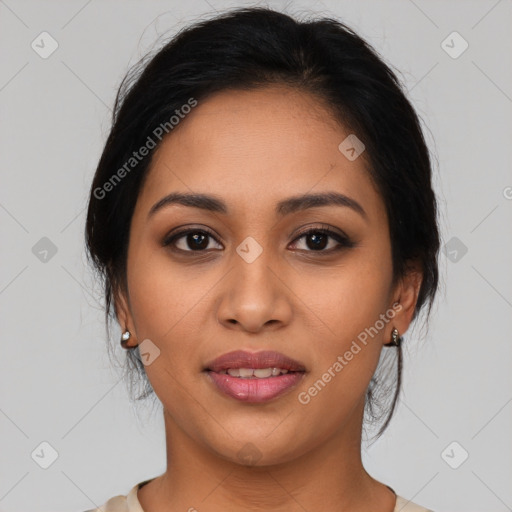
[138,401,396,512]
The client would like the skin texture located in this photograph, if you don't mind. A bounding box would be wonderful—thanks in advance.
[115,85,423,512]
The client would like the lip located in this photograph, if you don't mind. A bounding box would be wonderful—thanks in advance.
[204,350,306,373]
[204,350,306,403]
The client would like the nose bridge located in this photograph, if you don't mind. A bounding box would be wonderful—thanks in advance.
[217,235,292,331]
[231,236,277,306]
[235,242,273,296]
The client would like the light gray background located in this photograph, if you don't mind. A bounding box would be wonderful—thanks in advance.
[1,1,511,511]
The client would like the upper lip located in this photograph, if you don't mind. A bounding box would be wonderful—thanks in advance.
[204,350,306,372]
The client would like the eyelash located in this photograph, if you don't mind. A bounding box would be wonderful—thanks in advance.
[162,224,355,255]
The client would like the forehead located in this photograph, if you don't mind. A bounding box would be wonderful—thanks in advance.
[136,86,383,221]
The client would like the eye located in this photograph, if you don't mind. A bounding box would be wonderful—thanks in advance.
[162,224,354,254]
[289,225,354,253]
[162,228,223,252]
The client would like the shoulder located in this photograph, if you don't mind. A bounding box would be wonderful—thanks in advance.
[395,494,435,511]
[81,494,129,512]
[80,480,144,512]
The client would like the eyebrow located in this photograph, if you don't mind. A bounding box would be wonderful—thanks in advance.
[147,191,367,221]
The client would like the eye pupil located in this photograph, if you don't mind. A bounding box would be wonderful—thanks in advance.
[307,233,328,250]
[188,232,208,250]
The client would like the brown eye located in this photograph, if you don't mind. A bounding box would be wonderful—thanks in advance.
[290,226,355,253]
[163,229,223,252]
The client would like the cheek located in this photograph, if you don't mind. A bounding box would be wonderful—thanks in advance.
[125,250,205,383]
[291,252,393,343]
[291,251,393,398]
[294,283,387,433]
[127,242,202,338]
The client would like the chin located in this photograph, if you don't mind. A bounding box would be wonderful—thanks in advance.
[202,427,311,468]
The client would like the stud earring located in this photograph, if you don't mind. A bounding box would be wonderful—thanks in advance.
[120,330,132,349]
[384,327,402,347]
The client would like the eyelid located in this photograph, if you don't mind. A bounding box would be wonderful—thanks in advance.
[162,223,354,252]
[162,225,222,247]
[289,225,355,252]
[291,223,350,242]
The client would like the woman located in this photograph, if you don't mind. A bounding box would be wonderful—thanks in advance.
[84,7,439,511]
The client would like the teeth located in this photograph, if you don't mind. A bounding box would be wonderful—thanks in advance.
[253,368,272,378]
[221,367,291,378]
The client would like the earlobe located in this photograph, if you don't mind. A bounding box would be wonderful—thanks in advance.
[388,263,423,343]
[113,286,137,348]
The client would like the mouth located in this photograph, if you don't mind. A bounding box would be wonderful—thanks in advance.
[216,367,293,378]
[203,350,306,403]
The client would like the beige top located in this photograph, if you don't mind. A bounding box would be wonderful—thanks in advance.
[84,478,434,511]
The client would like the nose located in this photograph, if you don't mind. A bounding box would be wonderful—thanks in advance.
[215,247,293,334]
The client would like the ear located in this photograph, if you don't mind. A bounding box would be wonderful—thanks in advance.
[113,283,138,348]
[386,260,423,344]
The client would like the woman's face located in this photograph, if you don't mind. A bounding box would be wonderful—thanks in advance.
[116,85,420,465]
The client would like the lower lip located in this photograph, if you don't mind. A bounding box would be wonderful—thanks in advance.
[206,371,304,403]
